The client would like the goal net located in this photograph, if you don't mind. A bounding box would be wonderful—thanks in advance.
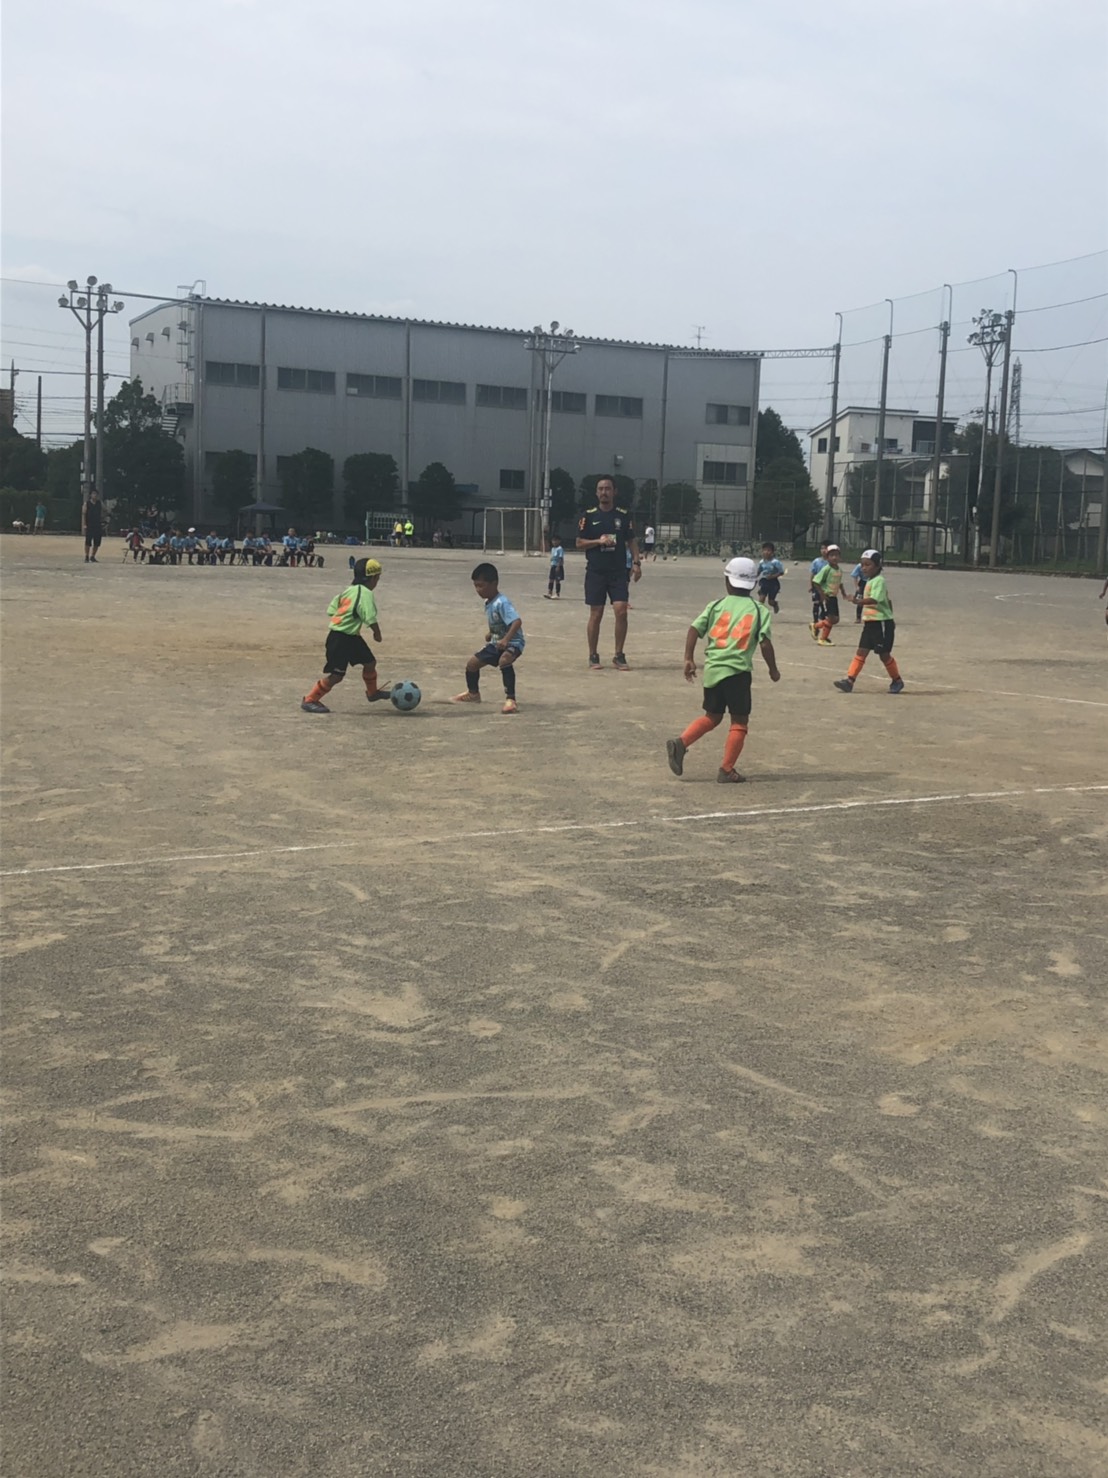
[481,508,543,554]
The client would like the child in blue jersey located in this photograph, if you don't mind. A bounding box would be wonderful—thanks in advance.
[453,562,524,714]
[545,541,565,599]
[757,541,785,612]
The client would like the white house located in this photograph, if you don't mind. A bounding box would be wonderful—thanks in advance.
[808,406,957,522]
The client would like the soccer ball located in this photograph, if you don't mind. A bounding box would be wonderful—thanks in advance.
[390,680,421,712]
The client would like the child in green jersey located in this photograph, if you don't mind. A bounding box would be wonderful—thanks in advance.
[834,550,904,694]
[666,557,780,784]
[811,544,844,645]
[301,558,389,713]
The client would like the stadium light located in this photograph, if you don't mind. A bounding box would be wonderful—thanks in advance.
[59,276,127,504]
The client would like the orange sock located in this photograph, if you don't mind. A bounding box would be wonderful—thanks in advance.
[304,678,332,704]
[847,655,865,682]
[819,620,833,640]
[363,668,380,696]
[680,713,721,747]
[881,655,901,681]
[722,723,748,771]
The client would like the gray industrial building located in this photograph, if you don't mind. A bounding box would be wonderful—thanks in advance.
[129,296,761,529]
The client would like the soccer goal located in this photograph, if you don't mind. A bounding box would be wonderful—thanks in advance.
[481,507,543,554]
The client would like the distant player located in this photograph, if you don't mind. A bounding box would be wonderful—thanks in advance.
[756,541,784,612]
[545,540,565,599]
[834,549,904,694]
[809,540,829,635]
[452,562,524,714]
[125,528,146,562]
[82,490,104,563]
[665,556,780,784]
[850,557,865,622]
[301,557,390,713]
[577,476,641,672]
[643,524,656,560]
[811,544,844,645]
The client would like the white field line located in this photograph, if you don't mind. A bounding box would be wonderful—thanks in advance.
[2,784,1106,880]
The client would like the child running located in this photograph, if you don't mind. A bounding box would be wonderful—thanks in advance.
[809,540,829,633]
[756,541,785,612]
[301,558,389,712]
[811,544,844,645]
[453,562,524,714]
[665,556,780,784]
[834,549,904,694]
[545,540,565,599]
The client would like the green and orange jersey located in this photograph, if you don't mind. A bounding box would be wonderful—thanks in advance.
[812,562,843,599]
[327,583,378,634]
[862,572,893,621]
[691,594,771,684]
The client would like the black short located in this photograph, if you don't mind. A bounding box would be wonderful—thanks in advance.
[703,671,752,719]
[549,563,565,581]
[824,596,840,620]
[758,578,780,599]
[324,630,376,674]
[584,567,630,606]
[858,620,895,654]
[85,532,103,549]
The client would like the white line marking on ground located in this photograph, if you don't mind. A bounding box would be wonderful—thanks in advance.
[3,785,1106,879]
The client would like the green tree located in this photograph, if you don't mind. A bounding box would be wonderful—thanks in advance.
[659,481,701,526]
[410,461,460,527]
[279,447,335,525]
[211,450,255,517]
[756,407,806,475]
[578,472,637,508]
[752,458,822,541]
[0,427,47,490]
[101,378,184,522]
[343,452,399,522]
[549,466,577,532]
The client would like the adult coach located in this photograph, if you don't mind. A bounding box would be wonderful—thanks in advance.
[82,490,104,563]
[577,475,641,671]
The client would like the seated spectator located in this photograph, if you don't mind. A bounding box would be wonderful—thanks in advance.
[221,535,237,564]
[126,529,147,562]
[205,530,220,563]
[282,527,299,566]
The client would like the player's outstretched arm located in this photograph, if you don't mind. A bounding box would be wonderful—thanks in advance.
[760,638,781,682]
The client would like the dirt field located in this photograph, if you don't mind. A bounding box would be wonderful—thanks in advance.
[2,534,1106,1478]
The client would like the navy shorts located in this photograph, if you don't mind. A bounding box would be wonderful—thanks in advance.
[858,620,895,654]
[324,631,376,674]
[703,671,752,719]
[584,567,630,606]
[475,641,523,665]
[824,596,840,620]
[549,563,564,581]
[758,578,780,599]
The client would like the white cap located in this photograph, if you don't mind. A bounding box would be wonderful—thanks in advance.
[861,548,880,560]
[724,556,758,590]
[826,543,840,553]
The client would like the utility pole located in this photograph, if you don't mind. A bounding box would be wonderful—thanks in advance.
[693,325,706,349]
[36,376,42,449]
[967,308,1006,567]
[524,322,578,554]
[1096,375,1108,577]
[988,309,1015,569]
[58,277,124,503]
[872,300,893,547]
[926,287,951,565]
[822,314,841,542]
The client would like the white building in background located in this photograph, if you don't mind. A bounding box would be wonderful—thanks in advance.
[807,406,958,519]
[129,295,762,530]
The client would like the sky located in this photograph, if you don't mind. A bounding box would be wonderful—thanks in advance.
[3,0,1106,452]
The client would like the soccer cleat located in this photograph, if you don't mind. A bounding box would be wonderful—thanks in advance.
[612,652,631,671]
[817,637,834,646]
[452,691,481,702]
[501,698,519,714]
[365,688,392,702]
[888,678,905,694]
[666,737,686,776]
[301,700,330,713]
[717,767,746,784]
[543,592,553,599]
[833,678,854,693]
[809,623,819,641]
[588,653,602,672]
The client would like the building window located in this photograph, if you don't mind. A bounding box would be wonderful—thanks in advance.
[346,372,402,399]
[206,361,260,388]
[885,438,900,452]
[860,442,872,453]
[595,394,643,419]
[412,378,466,405]
[551,390,586,415]
[499,469,526,492]
[702,460,747,485]
[277,367,335,394]
[816,436,841,454]
[477,384,528,411]
[706,402,751,427]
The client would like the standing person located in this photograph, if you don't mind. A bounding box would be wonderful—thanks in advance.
[850,556,866,622]
[756,541,785,612]
[811,544,844,645]
[403,517,415,547]
[545,539,565,599]
[452,562,524,714]
[33,500,46,534]
[665,556,780,784]
[809,540,829,637]
[300,557,390,713]
[833,550,904,694]
[82,490,103,563]
[643,524,657,561]
[391,519,404,547]
[576,475,642,672]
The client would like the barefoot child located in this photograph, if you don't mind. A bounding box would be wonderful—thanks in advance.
[834,550,904,694]
[453,562,524,714]
[665,556,780,784]
[301,558,389,712]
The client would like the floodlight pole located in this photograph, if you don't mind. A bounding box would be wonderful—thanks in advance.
[525,322,578,552]
[821,314,841,542]
[58,277,125,501]
[872,300,893,547]
[968,308,1007,567]
[927,285,951,564]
